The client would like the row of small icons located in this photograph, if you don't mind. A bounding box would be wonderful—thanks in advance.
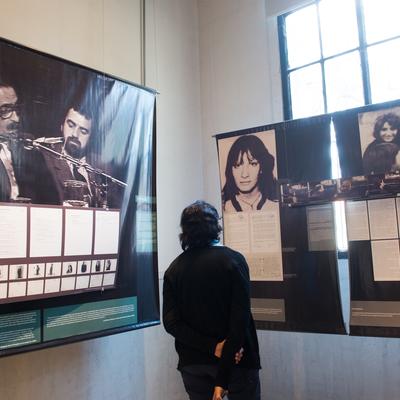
[0,259,117,281]
[0,272,116,299]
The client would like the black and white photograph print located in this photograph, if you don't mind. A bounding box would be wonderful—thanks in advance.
[46,262,61,277]
[103,258,117,272]
[280,179,339,206]
[337,176,369,200]
[0,38,155,211]
[309,179,338,201]
[10,264,27,280]
[92,259,104,273]
[280,182,308,205]
[359,106,400,175]
[28,263,45,279]
[381,171,400,195]
[62,261,77,276]
[336,173,400,200]
[218,131,278,213]
[78,260,89,274]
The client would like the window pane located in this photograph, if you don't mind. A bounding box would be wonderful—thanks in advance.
[289,64,324,119]
[334,202,348,251]
[285,5,320,69]
[363,0,400,43]
[319,0,359,57]
[325,51,364,113]
[368,38,400,103]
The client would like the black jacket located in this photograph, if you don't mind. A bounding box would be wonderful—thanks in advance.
[163,245,260,389]
[0,140,53,204]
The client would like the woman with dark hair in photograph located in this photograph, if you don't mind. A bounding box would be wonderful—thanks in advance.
[222,134,276,212]
[363,112,400,174]
[163,201,261,400]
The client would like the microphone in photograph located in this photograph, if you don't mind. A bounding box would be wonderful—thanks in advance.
[9,132,35,149]
[33,137,64,145]
[10,134,63,150]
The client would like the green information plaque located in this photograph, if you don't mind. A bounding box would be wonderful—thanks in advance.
[43,297,137,342]
[0,310,41,350]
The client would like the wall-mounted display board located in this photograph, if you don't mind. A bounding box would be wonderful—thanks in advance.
[0,37,159,355]
[217,98,400,338]
[216,116,346,334]
[332,99,400,337]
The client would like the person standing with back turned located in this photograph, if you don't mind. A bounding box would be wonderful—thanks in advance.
[163,201,261,400]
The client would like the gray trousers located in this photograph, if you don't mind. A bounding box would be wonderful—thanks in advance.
[180,365,261,400]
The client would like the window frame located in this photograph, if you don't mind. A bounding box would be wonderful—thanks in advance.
[278,0,400,255]
[277,0,400,120]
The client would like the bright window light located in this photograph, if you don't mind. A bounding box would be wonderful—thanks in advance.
[285,4,320,69]
[319,0,359,57]
[363,0,400,44]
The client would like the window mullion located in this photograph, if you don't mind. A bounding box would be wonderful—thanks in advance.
[356,0,371,105]
[278,15,292,120]
[316,0,328,113]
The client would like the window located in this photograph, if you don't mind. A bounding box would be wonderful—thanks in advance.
[278,0,400,251]
[279,0,400,119]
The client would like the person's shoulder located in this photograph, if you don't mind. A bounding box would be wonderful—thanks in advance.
[259,198,278,211]
[211,245,246,263]
[364,140,379,153]
[164,251,186,277]
[216,247,249,280]
[217,245,242,255]
[223,200,236,213]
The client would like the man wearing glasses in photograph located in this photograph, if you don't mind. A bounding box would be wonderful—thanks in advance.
[0,82,51,203]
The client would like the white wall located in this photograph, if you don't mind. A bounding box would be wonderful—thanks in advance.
[146,0,204,277]
[198,1,400,399]
[198,0,281,208]
[266,0,314,17]
[0,0,142,83]
[0,1,201,399]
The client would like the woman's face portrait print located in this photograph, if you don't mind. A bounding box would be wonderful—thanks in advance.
[232,151,261,193]
[379,121,398,143]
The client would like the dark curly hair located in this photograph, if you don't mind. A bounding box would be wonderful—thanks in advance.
[373,112,400,142]
[179,201,222,251]
[222,134,277,210]
[363,142,399,174]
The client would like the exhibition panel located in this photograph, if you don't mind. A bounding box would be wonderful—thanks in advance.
[217,99,400,337]
[0,37,159,355]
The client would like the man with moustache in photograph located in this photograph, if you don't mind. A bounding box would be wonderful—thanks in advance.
[41,99,104,208]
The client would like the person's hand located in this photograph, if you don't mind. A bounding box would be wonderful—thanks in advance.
[215,340,244,364]
[235,347,244,364]
[214,340,225,358]
[212,386,227,400]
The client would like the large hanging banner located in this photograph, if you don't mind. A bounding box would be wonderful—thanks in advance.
[0,38,159,355]
[334,100,400,337]
[283,115,332,183]
[218,129,283,281]
[216,117,345,334]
